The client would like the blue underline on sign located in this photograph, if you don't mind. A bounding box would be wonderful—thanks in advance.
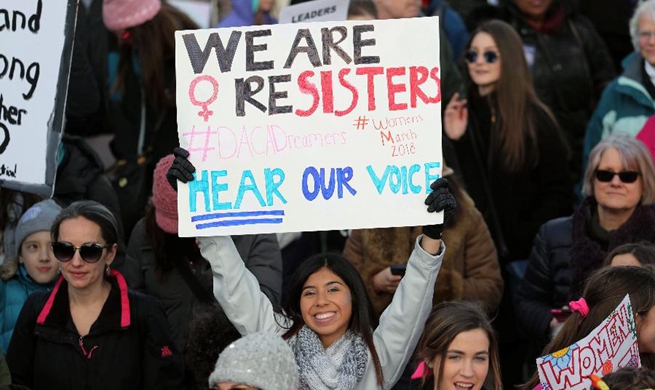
[195,218,284,229]
[191,210,285,222]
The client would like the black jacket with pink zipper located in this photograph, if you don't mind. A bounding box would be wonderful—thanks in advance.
[6,270,183,390]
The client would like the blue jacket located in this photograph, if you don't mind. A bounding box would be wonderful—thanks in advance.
[0,265,53,353]
[218,0,276,28]
[583,54,655,171]
[426,0,469,60]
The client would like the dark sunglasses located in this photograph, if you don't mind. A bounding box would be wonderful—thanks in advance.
[594,169,640,183]
[464,50,500,64]
[51,242,112,263]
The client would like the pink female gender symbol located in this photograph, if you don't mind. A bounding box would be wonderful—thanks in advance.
[188,75,219,122]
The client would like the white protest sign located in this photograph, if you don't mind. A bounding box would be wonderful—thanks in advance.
[0,0,76,196]
[175,17,442,236]
[537,295,641,390]
[279,0,350,24]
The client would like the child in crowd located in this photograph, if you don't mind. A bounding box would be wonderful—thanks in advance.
[0,200,61,353]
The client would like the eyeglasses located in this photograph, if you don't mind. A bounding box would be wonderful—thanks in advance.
[464,50,500,64]
[594,169,641,183]
[51,242,112,263]
[639,30,655,41]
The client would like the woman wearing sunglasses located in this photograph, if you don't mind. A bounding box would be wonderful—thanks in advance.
[516,134,655,365]
[5,200,183,390]
[444,20,572,271]
[445,20,573,387]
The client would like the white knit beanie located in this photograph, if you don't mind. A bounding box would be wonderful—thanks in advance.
[208,332,299,390]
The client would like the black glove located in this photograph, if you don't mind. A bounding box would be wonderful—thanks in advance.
[166,147,196,191]
[422,178,457,240]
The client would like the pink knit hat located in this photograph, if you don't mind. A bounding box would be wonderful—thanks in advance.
[152,154,178,234]
[103,0,162,31]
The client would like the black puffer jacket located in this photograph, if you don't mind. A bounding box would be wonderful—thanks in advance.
[516,199,655,342]
[6,272,184,390]
[503,1,615,180]
[515,215,573,343]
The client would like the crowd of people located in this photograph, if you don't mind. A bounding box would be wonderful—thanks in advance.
[1,0,655,389]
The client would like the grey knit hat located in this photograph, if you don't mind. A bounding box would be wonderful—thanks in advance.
[14,199,62,256]
[208,332,299,390]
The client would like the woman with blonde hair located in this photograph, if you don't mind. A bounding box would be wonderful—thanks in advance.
[517,134,655,365]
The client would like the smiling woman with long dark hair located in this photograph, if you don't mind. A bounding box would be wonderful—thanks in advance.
[165,148,457,390]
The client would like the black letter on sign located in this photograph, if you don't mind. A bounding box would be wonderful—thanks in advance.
[353,25,380,65]
[28,0,42,33]
[235,76,267,116]
[246,30,274,71]
[269,75,292,115]
[322,27,351,66]
[0,123,10,154]
[284,29,322,69]
[183,31,242,74]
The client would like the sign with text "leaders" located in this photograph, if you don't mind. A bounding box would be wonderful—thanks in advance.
[279,0,350,24]
[175,17,443,236]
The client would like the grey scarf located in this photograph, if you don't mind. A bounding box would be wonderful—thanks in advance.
[290,326,368,390]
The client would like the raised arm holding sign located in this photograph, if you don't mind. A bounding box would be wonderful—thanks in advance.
[171,17,455,390]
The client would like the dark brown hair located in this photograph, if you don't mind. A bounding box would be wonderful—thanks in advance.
[523,266,655,389]
[603,241,655,267]
[602,366,655,390]
[185,303,241,389]
[145,205,200,280]
[114,3,198,111]
[282,253,384,385]
[464,20,560,172]
[415,301,502,390]
[0,189,43,250]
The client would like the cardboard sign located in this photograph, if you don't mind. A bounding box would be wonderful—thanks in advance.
[175,17,442,236]
[279,0,350,24]
[537,295,641,390]
[0,0,76,196]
